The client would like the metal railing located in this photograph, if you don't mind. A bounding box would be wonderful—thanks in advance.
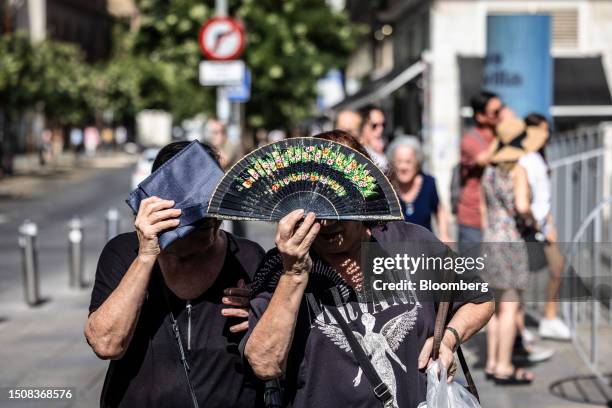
[547,125,606,242]
[562,198,612,388]
[536,124,612,391]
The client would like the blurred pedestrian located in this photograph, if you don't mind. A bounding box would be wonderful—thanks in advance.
[268,129,286,143]
[51,129,64,159]
[206,119,241,170]
[481,119,540,385]
[84,126,100,156]
[521,113,570,341]
[85,141,265,407]
[69,128,83,149]
[39,128,52,165]
[115,126,128,146]
[456,91,504,256]
[335,110,362,138]
[387,136,450,241]
[254,129,268,149]
[102,128,114,151]
[359,105,388,171]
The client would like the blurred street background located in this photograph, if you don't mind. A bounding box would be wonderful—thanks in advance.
[2,0,612,407]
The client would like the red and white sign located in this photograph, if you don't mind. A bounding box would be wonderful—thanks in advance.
[198,17,245,60]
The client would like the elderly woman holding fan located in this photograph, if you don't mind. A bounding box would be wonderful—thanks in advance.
[206,130,494,408]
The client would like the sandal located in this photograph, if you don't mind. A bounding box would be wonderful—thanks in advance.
[493,368,533,385]
[484,369,495,380]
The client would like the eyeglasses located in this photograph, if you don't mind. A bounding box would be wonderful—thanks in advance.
[369,122,386,130]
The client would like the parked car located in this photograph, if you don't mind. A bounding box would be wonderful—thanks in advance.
[131,148,159,190]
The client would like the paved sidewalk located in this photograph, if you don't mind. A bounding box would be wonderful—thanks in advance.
[0,152,137,200]
[461,332,603,407]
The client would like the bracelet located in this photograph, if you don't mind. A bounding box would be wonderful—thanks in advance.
[445,326,461,353]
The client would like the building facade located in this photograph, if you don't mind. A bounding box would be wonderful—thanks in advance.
[335,0,612,206]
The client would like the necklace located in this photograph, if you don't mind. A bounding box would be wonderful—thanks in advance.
[401,174,422,216]
[405,202,415,216]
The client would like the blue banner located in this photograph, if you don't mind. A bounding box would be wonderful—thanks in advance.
[484,14,553,120]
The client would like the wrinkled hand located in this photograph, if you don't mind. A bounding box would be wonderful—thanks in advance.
[222,279,251,333]
[134,196,181,260]
[418,337,457,383]
[276,210,320,277]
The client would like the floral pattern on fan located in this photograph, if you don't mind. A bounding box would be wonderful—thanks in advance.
[234,142,378,198]
[207,137,403,221]
[263,171,347,196]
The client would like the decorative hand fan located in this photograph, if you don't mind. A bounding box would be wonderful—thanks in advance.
[207,137,403,221]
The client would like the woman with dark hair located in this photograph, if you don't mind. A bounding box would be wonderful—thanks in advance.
[242,130,494,407]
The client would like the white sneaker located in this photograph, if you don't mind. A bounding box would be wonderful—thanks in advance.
[527,345,554,363]
[522,329,535,345]
[539,318,571,341]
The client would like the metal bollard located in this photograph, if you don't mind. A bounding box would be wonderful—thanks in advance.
[18,220,41,306]
[68,217,84,288]
[105,207,120,242]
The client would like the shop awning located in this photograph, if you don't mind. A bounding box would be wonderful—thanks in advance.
[458,56,612,117]
[330,60,425,112]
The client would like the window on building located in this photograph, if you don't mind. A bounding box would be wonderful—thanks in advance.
[551,8,578,49]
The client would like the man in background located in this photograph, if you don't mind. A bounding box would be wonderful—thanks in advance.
[335,110,361,138]
[359,105,388,171]
[206,119,241,170]
[456,91,503,256]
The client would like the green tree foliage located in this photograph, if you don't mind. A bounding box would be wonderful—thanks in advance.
[1,0,361,131]
[238,0,361,128]
[0,34,92,126]
[128,0,215,122]
[130,0,362,129]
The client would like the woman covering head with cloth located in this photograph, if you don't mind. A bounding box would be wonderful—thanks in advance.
[241,130,494,408]
[85,141,265,407]
[387,136,450,242]
[480,118,548,385]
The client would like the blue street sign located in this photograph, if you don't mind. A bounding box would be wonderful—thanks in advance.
[227,68,251,103]
[484,14,553,120]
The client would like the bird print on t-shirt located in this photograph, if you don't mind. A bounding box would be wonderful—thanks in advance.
[316,303,420,408]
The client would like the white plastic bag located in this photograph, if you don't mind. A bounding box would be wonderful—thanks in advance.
[416,361,481,408]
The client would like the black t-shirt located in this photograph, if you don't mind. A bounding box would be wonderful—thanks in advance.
[242,222,492,408]
[89,232,266,408]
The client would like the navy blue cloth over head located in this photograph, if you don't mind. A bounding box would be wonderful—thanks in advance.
[126,141,224,249]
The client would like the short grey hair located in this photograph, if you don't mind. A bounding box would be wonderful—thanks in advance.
[386,135,424,165]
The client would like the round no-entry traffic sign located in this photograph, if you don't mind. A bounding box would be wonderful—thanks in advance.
[198,17,246,60]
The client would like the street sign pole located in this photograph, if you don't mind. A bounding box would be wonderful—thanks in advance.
[216,0,227,17]
[215,0,230,123]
